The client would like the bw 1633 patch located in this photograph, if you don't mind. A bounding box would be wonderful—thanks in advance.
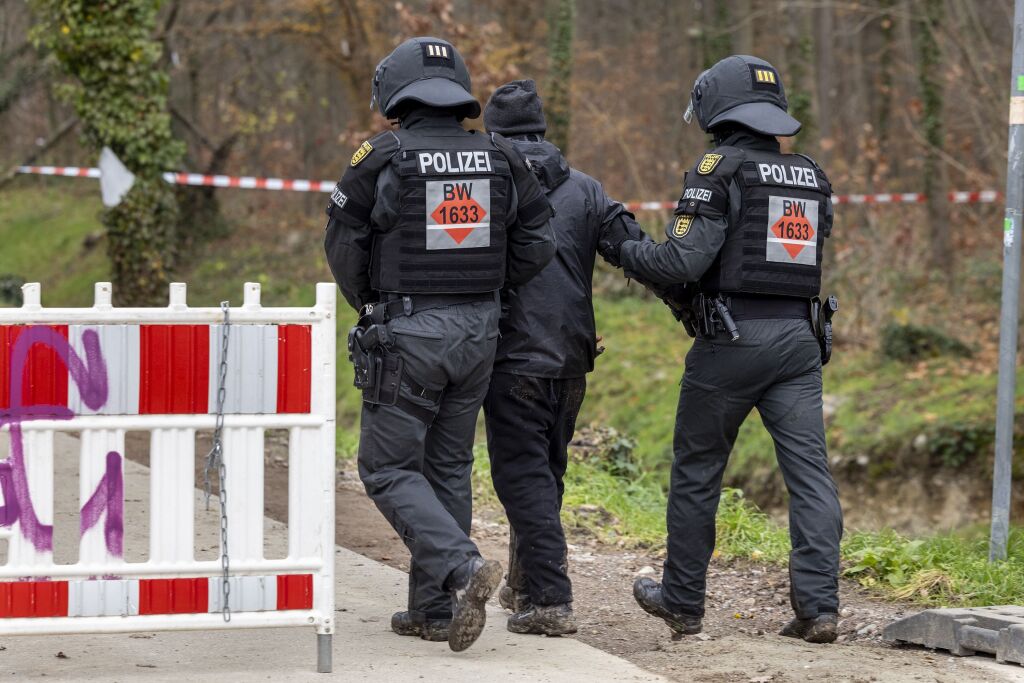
[766,196,818,265]
[425,179,491,249]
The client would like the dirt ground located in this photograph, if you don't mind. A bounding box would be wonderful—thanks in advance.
[245,447,1020,683]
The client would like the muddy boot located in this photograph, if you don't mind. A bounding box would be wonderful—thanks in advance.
[507,603,578,636]
[446,557,503,652]
[632,577,703,636]
[780,613,838,643]
[390,611,450,642]
[498,584,531,612]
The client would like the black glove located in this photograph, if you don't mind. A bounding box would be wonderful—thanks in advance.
[598,215,641,267]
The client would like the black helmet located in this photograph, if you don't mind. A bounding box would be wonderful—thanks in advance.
[371,37,480,119]
[685,55,801,137]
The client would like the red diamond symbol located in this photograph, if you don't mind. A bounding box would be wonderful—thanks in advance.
[443,227,474,244]
[771,217,815,259]
[431,198,487,245]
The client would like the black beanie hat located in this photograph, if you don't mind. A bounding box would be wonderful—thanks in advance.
[484,79,547,136]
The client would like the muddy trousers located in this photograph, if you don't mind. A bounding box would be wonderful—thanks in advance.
[357,299,500,622]
[484,373,586,607]
[662,318,844,620]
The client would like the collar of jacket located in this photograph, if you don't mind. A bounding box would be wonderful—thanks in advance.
[399,106,465,131]
[716,128,781,152]
[509,135,571,193]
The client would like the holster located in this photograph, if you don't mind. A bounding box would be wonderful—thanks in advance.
[810,295,838,366]
[347,300,446,425]
[347,323,401,406]
[659,283,700,338]
[694,293,740,341]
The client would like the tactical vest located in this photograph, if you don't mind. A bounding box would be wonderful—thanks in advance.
[371,129,512,294]
[699,147,833,299]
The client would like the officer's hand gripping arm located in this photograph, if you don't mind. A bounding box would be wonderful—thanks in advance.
[619,164,734,285]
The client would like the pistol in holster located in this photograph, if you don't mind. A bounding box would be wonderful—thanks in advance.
[658,283,700,338]
[347,320,402,407]
[694,293,740,342]
[810,295,838,365]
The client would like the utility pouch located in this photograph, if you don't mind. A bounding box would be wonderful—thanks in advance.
[811,295,838,365]
[368,347,403,407]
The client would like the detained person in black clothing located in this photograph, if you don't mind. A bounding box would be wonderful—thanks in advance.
[481,80,653,636]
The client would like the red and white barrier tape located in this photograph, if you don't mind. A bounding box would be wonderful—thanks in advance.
[16,165,1002,206]
[17,165,334,193]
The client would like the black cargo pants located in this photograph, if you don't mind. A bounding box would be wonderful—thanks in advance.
[662,317,843,620]
[484,373,586,607]
[357,299,500,623]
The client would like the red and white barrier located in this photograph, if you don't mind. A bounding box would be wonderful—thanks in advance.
[15,165,1003,206]
[0,282,337,672]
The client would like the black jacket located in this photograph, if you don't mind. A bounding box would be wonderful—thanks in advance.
[323,108,556,311]
[621,130,786,284]
[494,137,644,378]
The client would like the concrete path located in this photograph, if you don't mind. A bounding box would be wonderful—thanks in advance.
[0,434,664,682]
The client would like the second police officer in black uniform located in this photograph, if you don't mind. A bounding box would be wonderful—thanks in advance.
[610,55,844,644]
[324,37,555,653]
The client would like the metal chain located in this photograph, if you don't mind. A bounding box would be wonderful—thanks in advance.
[203,301,231,622]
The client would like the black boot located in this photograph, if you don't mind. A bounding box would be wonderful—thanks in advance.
[498,584,531,613]
[632,577,703,636]
[780,613,838,643]
[390,611,450,642]
[446,557,503,652]
[507,603,577,636]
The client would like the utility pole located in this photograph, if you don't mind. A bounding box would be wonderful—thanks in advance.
[990,0,1024,562]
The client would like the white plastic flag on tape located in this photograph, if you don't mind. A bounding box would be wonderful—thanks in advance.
[98,147,135,207]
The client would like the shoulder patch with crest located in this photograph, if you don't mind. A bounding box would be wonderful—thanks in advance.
[697,153,723,175]
[672,214,694,238]
[351,141,374,167]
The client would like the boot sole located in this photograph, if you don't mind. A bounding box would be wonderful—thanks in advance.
[507,621,578,636]
[634,590,701,635]
[392,625,450,641]
[448,560,503,652]
[803,628,837,644]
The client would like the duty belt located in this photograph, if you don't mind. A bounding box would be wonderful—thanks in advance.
[722,294,811,321]
[361,292,495,324]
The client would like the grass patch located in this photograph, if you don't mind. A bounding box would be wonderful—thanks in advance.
[0,184,107,306]
[526,449,1024,606]
[588,293,1023,491]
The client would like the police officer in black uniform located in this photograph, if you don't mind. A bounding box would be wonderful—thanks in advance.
[611,55,844,644]
[479,80,653,636]
[324,37,555,652]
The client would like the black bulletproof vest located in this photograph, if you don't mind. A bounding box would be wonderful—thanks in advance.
[371,129,512,294]
[700,147,832,298]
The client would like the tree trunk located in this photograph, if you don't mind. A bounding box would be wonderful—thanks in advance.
[912,0,951,277]
[814,0,835,166]
[783,1,815,151]
[546,0,574,153]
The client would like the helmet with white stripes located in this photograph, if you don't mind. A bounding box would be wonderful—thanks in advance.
[371,37,480,120]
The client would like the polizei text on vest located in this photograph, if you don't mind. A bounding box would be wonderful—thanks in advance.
[757,163,819,189]
[418,151,494,175]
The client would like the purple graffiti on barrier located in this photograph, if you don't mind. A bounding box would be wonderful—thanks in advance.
[0,326,119,555]
[79,451,124,557]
